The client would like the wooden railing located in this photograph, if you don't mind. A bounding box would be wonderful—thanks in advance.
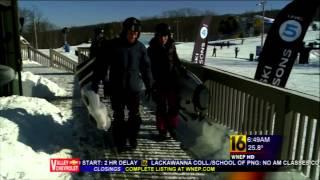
[50,49,78,72]
[22,45,51,66]
[182,61,319,180]
[20,43,78,73]
[20,44,30,60]
[77,47,90,64]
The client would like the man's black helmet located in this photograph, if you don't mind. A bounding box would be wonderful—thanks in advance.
[155,23,171,36]
[122,17,141,32]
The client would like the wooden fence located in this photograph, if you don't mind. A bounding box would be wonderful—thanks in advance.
[183,62,319,180]
[20,44,77,72]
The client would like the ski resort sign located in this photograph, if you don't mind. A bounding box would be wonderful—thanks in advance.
[200,26,208,39]
[192,16,212,65]
[254,0,319,87]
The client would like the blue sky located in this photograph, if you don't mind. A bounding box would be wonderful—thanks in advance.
[19,0,291,28]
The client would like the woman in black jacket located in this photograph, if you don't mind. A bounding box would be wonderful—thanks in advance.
[147,23,181,140]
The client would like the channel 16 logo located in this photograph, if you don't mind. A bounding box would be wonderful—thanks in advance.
[230,135,247,153]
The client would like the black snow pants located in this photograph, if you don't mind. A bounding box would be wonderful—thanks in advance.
[110,90,142,148]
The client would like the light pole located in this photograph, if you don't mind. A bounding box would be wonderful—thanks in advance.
[257,0,266,48]
[33,19,38,49]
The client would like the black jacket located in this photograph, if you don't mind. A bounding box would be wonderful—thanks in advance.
[147,37,181,89]
[89,37,106,59]
[91,36,153,94]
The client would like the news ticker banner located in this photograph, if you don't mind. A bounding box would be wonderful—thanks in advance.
[50,159,320,173]
[50,135,319,173]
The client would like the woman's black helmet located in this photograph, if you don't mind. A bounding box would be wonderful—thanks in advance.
[155,23,171,37]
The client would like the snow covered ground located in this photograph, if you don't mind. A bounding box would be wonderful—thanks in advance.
[21,64,67,99]
[0,61,76,179]
[0,96,73,180]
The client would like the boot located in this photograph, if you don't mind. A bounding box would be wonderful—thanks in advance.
[127,116,141,150]
[168,127,177,140]
[112,120,127,152]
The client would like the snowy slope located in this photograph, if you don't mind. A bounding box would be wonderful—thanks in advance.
[176,28,320,97]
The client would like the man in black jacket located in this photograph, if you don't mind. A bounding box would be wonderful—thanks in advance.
[91,17,153,152]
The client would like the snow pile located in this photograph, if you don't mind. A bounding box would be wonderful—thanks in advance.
[0,96,73,180]
[22,60,41,66]
[177,118,230,160]
[21,71,67,99]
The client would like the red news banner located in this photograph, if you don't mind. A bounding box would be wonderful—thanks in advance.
[50,158,80,172]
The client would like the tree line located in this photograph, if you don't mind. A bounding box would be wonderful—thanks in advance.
[19,7,286,49]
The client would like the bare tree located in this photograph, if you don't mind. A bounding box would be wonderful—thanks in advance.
[19,7,58,48]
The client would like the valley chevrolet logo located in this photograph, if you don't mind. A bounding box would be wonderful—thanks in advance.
[50,158,80,172]
[200,26,208,39]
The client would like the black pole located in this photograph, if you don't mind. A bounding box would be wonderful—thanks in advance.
[12,0,23,95]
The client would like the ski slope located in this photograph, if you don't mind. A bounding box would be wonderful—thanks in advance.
[176,29,320,97]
